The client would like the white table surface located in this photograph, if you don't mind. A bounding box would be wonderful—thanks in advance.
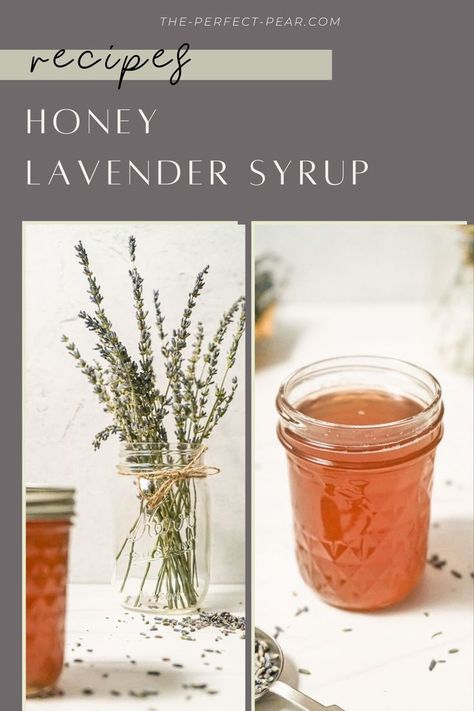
[27,583,245,710]
[255,302,473,711]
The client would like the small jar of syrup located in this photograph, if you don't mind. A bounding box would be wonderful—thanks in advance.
[277,356,444,611]
[26,485,75,696]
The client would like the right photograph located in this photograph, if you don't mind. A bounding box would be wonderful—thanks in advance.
[253,223,473,711]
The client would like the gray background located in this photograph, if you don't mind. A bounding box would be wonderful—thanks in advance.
[1,0,473,708]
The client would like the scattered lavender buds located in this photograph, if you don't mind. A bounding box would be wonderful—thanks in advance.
[429,658,448,671]
[427,554,470,581]
[31,688,64,699]
[427,554,447,570]
[179,610,245,634]
[274,625,284,639]
[61,610,245,701]
[129,690,158,698]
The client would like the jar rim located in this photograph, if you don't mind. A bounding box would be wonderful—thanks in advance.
[117,442,206,477]
[119,442,203,452]
[277,355,443,444]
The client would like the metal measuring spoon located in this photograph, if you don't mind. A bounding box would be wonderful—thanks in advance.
[255,628,345,711]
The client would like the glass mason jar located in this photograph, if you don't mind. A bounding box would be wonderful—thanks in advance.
[113,444,210,614]
[276,356,444,611]
[26,485,75,697]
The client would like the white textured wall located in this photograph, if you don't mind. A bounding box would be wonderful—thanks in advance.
[24,222,246,583]
[255,222,462,304]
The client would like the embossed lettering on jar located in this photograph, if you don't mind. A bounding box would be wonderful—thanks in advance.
[113,444,210,614]
[277,357,444,611]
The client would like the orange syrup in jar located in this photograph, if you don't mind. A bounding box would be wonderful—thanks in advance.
[26,487,74,697]
[277,357,444,611]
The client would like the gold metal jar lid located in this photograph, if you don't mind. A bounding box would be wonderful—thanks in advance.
[26,484,75,519]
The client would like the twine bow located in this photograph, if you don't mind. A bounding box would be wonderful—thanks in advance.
[118,446,220,510]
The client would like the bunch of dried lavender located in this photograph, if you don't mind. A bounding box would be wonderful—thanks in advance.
[63,237,245,610]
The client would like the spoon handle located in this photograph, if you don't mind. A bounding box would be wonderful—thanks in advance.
[271,680,345,711]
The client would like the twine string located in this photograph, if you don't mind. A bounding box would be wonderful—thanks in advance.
[117,445,220,509]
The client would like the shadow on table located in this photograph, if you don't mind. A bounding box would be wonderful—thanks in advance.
[260,653,328,710]
[256,317,304,371]
[201,586,245,613]
[374,516,474,616]
[55,661,210,701]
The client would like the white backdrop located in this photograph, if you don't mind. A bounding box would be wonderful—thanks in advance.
[255,222,461,304]
[24,221,246,583]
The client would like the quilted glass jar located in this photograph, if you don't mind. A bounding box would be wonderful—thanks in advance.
[26,486,75,696]
[277,356,444,610]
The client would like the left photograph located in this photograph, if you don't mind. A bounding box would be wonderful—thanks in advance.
[24,222,246,708]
